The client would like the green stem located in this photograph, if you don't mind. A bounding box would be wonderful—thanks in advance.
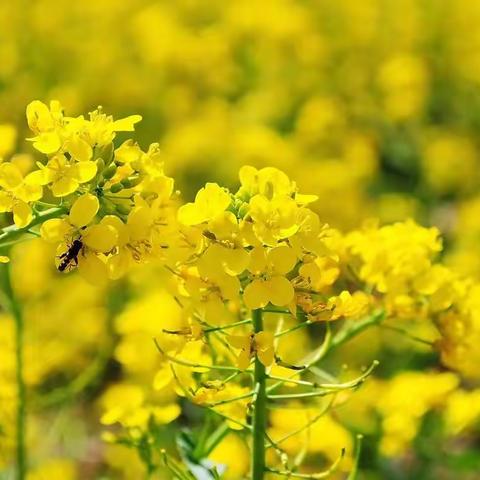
[202,422,230,458]
[251,309,266,480]
[329,310,385,353]
[0,264,26,479]
[0,206,67,250]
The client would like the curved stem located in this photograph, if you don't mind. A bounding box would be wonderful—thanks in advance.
[0,264,26,479]
[0,206,67,250]
[251,308,266,480]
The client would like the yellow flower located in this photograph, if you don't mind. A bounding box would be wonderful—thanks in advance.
[327,291,370,320]
[299,256,340,292]
[243,245,296,309]
[0,163,42,227]
[249,193,299,246]
[228,330,274,370]
[40,194,117,283]
[27,154,97,197]
[238,165,296,200]
[26,100,63,154]
[178,182,231,226]
[100,383,180,428]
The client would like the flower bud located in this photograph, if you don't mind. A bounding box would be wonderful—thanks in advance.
[97,142,114,165]
[121,175,142,188]
[102,164,117,180]
[110,183,123,194]
[238,202,250,218]
[115,203,131,215]
[96,157,105,173]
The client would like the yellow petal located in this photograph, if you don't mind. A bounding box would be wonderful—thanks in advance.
[0,163,23,189]
[66,135,92,162]
[17,182,43,202]
[228,335,250,351]
[83,224,118,252]
[107,251,130,280]
[127,206,153,240]
[69,194,99,227]
[268,245,297,275]
[222,248,250,276]
[248,247,267,274]
[26,100,54,132]
[257,346,274,367]
[112,115,142,132]
[12,201,33,228]
[40,218,71,242]
[151,404,181,424]
[237,350,251,370]
[153,365,174,391]
[243,279,270,309]
[267,276,295,307]
[33,132,61,154]
[51,176,78,197]
[78,253,108,285]
[177,203,203,226]
[255,331,274,350]
[0,256,10,263]
[72,160,97,183]
[24,170,48,187]
[101,215,129,245]
[0,191,13,212]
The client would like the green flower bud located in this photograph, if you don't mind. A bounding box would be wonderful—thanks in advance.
[102,164,117,180]
[121,175,143,188]
[116,203,131,215]
[238,202,250,218]
[97,142,114,165]
[110,183,123,194]
[96,157,105,173]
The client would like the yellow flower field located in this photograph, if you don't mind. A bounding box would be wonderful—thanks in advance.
[1,2,480,479]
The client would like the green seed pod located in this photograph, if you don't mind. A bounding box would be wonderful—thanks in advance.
[110,183,123,194]
[121,175,143,188]
[102,163,117,180]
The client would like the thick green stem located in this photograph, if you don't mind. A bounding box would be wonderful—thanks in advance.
[251,308,266,480]
[0,264,26,479]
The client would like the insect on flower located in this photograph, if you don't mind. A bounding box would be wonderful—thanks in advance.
[57,237,83,272]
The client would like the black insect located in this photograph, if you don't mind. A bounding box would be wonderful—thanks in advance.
[57,239,83,272]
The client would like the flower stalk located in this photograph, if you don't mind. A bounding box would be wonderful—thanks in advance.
[251,308,267,480]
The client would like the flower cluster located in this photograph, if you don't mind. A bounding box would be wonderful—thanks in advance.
[0,101,176,284]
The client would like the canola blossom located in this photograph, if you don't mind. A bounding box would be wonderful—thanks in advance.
[0,101,176,284]
[1,102,480,480]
